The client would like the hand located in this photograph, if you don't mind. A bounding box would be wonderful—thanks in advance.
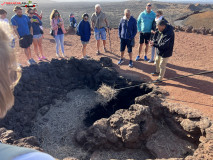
[151,30,156,34]
[36,19,39,23]
[30,19,34,23]
[58,22,62,26]
[149,41,154,46]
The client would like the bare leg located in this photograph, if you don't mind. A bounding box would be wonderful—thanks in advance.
[129,52,132,61]
[138,44,143,56]
[120,51,124,59]
[38,38,44,57]
[103,40,106,49]
[82,44,87,57]
[33,39,39,58]
[96,40,100,52]
[144,43,149,56]
[24,48,30,60]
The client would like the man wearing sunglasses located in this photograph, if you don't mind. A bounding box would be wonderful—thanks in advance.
[136,3,156,62]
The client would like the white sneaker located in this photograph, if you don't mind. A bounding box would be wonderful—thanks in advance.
[62,53,66,57]
[56,53,60,58]
[148,59,154,63]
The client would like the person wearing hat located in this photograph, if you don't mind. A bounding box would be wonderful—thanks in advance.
[136,3,156,61]
[11,6,35,65]
[77,13,91,59]
[149,19,175,83]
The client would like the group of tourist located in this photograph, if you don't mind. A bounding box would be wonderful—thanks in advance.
[0,2,174,83]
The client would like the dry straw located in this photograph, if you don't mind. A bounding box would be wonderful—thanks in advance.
[96,84,118,106]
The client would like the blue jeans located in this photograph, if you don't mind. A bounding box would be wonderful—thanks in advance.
[55,34,64,54]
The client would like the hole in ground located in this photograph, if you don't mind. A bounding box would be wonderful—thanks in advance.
[84,85,152,127]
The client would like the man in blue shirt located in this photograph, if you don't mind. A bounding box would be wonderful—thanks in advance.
[11,6,35,65]
[136,3,156,61]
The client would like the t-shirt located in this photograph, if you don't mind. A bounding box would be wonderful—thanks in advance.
[57,27,63,35]
[11,14,31,37]
[13,152,55,160]
[91,11,107,29]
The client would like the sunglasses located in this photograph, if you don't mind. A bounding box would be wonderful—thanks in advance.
[147,5,152,7]
[156,14,160,16]
[55,13,59,16]
[29,12,34,14]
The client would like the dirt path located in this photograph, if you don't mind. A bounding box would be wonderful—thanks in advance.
[14,29,213,120]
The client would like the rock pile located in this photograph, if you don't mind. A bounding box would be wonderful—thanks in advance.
[76,86,213,159]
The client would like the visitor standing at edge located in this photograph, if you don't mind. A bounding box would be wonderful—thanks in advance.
[91,4,109,55]
[136,3,156,61]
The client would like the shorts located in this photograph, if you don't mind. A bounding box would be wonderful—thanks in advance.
[19,34,33,49]
[120,38,132,53]
[81,41,89,44]
[33,34,42,39]
[140,32,151,44]
[94,27,106,40]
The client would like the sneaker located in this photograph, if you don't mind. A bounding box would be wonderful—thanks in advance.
[30,58,37,64]
[38,57,42,61]
[56,53,60,58]
[144,55,148,61]
[148,59,154,63]
[96,51,100,55]
[135,55,140,61]
[118,59,124,65]
[129,60,133,68]
[85,55,90,58]
[153,79,162,84]
[62,53,66,57]
[151,72,160,76]
[27,59,32,65]
[41,56,47,60]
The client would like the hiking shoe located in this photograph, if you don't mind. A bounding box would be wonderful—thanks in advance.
[148,59,154,63]
[144,55,148,61]
[96,51,100,55]
[41,56,47,60]
[118,59,124,65]
[129,60,133,68]
[135,55,140,61]
[153,79,162,84]
[151,72,160,76]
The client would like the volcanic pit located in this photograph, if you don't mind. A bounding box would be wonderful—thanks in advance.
[0,57,212,160]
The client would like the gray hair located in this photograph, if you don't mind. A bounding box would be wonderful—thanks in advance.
[124,9,130,14]
[95,4,101,9]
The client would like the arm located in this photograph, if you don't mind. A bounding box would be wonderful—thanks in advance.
[131,19,137,39]
[118,20,122,38]
[137,13,142,32]
[91,15,95,30]
[12,26,20,39]
[151,20,156,32]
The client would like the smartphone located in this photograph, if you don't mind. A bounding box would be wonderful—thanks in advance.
[31,19,37,22]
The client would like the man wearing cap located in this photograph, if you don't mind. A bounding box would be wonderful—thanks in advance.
[149,20,175,83]
[91,4,109,55]
[11,6,35,65]
[136,3,156,61]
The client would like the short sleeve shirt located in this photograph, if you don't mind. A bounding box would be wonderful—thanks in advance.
[11,14,31,37]
[91,11,107,29]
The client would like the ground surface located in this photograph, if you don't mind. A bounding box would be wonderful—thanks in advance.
[183,10,213,29]
[14,28,213,120]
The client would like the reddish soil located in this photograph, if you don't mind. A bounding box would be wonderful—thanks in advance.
[14,28,213,120]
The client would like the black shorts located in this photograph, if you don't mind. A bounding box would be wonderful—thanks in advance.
[120,38,132,53]
[140,32,151,44]
[19,34,33,48]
